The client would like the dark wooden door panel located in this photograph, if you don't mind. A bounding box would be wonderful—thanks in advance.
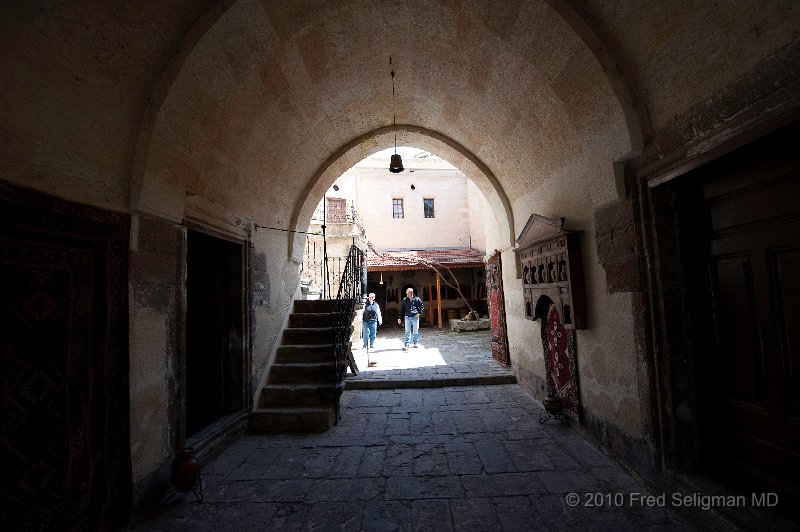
[707,225,800,476]
[186,229,244,437]
[710,253,765,406]
[771,245,800,421]
[707,171,800,232]
[724,426,800,503]
[696,121,800,521]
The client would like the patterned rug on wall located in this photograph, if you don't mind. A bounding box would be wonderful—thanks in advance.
[486,251,510,365]
[540,303,581,421]
[0,182,130,530]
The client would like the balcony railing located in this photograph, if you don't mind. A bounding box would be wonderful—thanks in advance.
[300,240,354,299]
[310,198,366,234]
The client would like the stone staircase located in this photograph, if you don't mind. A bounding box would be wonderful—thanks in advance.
[249,298,351,433]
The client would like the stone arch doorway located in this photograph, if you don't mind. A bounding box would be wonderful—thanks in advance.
[121,0,644,502]
[300,140,502,335]
[288,126,517,263]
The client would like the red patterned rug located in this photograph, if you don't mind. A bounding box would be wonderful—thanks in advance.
[541,303,580,420]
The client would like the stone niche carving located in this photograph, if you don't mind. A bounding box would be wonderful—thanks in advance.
[515,214,587,329]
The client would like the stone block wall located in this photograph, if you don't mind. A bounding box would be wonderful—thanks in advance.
[594,198,641,293]
[128,215,183,506]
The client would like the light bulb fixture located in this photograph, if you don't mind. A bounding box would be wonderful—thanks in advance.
[388,56,404,173]
[379,272,384,285]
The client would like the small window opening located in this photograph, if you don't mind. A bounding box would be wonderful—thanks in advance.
[423,198,435,218]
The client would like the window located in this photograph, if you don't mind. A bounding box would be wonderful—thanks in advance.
[423,198,435,218]
[393,198,404,219]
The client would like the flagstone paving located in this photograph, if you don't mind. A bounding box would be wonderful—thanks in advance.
[346,327,516,388]
[130,329,697,531]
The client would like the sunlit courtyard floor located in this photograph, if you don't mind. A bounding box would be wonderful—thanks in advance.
[347,327,516,388]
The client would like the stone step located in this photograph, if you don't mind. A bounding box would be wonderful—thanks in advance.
[268,362,334,383]
[282,326,334,344]
[249,406,336,433]
[253,298,355,433]
[275,344,334,363]
[259,383,338,407]
[345,373,518,390]
[288,312,334,328]
[294,299,338,313]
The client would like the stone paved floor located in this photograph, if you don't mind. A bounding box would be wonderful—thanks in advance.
[347,327,515,388]
[130,330,696,530]
[131,380,697,530]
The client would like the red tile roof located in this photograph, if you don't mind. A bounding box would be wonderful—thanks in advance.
[367,247,486,271]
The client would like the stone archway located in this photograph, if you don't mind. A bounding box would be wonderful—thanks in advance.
[288,125,517,262]
[121,0,647,498]
[129,0,644,236]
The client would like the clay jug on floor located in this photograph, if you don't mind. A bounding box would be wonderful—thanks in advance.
[170,447,200,492]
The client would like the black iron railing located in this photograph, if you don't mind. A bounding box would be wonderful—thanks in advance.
[330,245,365,423]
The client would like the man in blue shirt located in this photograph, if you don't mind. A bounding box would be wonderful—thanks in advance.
[397,287,424,350]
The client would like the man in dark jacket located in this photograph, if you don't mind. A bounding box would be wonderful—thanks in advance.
[397,287,424,350]
[362,292,382,351]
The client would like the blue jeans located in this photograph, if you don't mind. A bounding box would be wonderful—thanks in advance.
[363,320,378,348]
[404,316,420,346]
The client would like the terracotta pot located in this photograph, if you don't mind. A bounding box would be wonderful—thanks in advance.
[543,394,563,416]
[170,447,200,492]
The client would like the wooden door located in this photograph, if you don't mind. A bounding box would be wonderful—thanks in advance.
[697,121,800,520]
[186,230,244,437]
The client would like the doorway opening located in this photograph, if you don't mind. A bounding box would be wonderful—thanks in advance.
[185,229,245,437]
[304,144,502,372]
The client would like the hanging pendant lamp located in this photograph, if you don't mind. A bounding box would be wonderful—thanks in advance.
[389,152,404,173]
[388,57,404,173]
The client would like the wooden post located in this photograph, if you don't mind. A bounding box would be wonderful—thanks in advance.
[436,273,442,330]
[428,273,433,329]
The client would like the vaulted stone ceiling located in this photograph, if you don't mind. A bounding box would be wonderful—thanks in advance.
[138,0,630,229]
[2,0,798,233]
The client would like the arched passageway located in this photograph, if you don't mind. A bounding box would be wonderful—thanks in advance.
[126,3,643,510]
[2,0,799,528]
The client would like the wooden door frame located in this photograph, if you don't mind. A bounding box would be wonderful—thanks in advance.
[181,221,251,457]
[637,108,800,484]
